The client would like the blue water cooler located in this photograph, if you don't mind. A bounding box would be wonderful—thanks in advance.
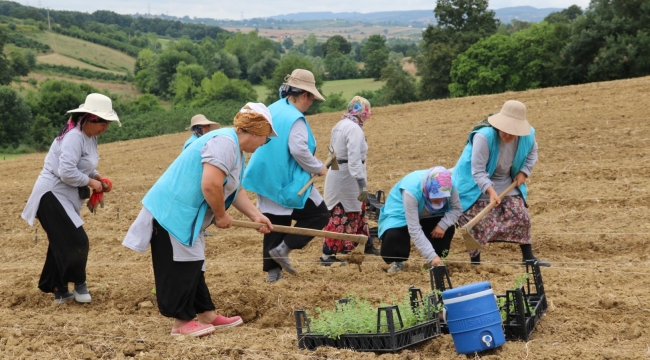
[442,281,505,354]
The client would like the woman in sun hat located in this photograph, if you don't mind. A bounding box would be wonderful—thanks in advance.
[243,69,330,283]
[21,93,120,304]
[183,114,221,150]
[123,102,276,338]
[453,100,550,267]
[320,96,379,267]
[378,166,462,273]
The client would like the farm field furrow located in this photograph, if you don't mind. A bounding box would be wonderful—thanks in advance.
[1,76,650,359]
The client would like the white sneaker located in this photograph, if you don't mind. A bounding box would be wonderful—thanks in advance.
[73,282,92,303]
[387,262,405,274]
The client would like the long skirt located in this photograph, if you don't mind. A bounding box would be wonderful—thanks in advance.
[322,202,370,255]
[150,220,215,320]
[457,195,532,257]
[37,191,89,294]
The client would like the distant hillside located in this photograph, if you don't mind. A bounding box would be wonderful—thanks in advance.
[268,6,563,24]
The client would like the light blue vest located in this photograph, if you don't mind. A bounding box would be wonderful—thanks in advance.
[242,98,316,209]
[452,126,535,211]
[143,128,243,246]
[182,134,199,150]
[378,170,453,239]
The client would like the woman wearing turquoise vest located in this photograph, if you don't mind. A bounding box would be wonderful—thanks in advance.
[182,114,220,150]
[243,69,330,283]
[123,103,277,337]
[378,167,462,273]
[453,100,550,267]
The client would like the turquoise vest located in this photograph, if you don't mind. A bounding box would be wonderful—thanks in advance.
[242,98,316,209]
[143,128,243,246]
[452,126,535,211]
[182,134,198,150]
[378,170,453,239]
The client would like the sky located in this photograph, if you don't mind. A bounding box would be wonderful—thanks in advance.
[30,0,591,20]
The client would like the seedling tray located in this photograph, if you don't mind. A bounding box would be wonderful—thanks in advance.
[295,287,441,352]
[429,265,453,334]
[496,260,548,341]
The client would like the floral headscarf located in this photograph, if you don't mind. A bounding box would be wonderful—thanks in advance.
[341,96,371,128]
[421,166,452,212]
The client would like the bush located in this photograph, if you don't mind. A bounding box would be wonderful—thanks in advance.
[34,64,132,81]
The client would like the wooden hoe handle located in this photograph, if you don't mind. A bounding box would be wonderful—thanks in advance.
[297,152,336,197]
[463,182,519,231]
[231,220,367,245]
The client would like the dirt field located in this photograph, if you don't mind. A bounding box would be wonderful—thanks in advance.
[1,76,649,359]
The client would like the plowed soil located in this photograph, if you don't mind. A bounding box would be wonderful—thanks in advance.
[1,76,650,359]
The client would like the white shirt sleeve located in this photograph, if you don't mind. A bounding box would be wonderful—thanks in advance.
[520,138,538,177]
[345,126,367,180]
[289,120,323,174]
[471,133,494,194]
[403,190,438,262]
[58,132,90,187]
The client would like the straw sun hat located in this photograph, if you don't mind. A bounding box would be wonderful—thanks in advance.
[487,100,531,136]
[66,93,121,126]
[188,114,220,132]
[284,69,326,101]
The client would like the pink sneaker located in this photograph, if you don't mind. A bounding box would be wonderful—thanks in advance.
[211,314,243,328]
[170,320,215,337]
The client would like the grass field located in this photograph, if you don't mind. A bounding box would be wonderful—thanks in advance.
[26,32,136,74]
[0,154,23,160]
[223,23,423,43]
[21,73,141,99]
[253,78,386,102]
[35,53,126,75]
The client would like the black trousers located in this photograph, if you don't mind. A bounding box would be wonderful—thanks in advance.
[262,199,329,272]
[37,191,89,294]
[380,216,455,264]
[151,220,215,320]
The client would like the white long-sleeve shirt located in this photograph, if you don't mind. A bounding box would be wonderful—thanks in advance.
[471,133,538,200]
[324,118,368,212]
[257,119,324,215]
[22,127,99,228]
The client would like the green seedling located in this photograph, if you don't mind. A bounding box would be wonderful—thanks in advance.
[497,273,536,322]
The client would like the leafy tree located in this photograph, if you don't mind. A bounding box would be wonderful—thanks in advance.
[0,86,33,148]
[449,22,571,97]
[304,34,321,57]
[28,80,98,137]
[263,53,323,107]
[283,37,294,50]
[0,29,12,85]
[416,0,499,99]
[247,50,280,84]
[322,35,352,56]
[8,49,30,77]
[379,64,417,104]
[562,0,650,84]
[323,41,358,80]
[361,35,387,60]
[545,5,583,24]
[212,50,241,79]
[152,49,197,96]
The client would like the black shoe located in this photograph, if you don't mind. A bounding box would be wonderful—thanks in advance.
[364,246,381,256]
[320,256,347,267]
[523,258,551,267]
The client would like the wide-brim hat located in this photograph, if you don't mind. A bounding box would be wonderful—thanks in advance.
[66,93,121,126]
[284,69,326,101]
[487,100,531,136]
[188,114,220,132]
[239,102,278,137]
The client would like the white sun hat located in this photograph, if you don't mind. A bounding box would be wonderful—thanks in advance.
[66,93,121,126]
[188,114,220,132]
[239,102,278,137]
[487,100,530,136]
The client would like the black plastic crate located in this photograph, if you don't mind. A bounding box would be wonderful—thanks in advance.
[429,261,547,340]
[429,266,453,334]
[295,287,441,352]
[366,190,385,221]
[496,260,548,341]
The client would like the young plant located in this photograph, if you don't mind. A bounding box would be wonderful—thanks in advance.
[497,273,536,322]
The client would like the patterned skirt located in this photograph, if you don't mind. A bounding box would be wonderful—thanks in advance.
[457,195,532,257]
[322,202,370,255]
